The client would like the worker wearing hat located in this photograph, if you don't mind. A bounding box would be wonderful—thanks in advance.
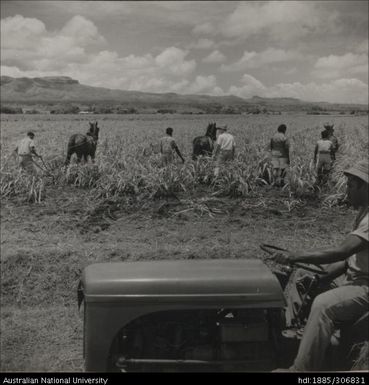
[273,159,368,371]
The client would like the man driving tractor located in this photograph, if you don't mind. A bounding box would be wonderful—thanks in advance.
[272,159,368,371]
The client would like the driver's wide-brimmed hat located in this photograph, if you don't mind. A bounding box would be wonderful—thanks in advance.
[217,125,228,131]
[344,160,369,184]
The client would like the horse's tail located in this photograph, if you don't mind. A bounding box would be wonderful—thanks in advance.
[65,135,75,165]
[208,136,214,152]
[192,136,214,160]
[192,136,202,160]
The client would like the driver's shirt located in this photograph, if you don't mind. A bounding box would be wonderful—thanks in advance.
[346,207,369,285]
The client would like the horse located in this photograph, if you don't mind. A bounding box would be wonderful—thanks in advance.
[192,122,217,160]
[65,121,100,165]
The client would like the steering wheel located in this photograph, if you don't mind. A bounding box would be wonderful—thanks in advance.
[259,243,328,275]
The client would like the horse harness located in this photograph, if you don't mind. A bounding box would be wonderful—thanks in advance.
[68,134,98,151]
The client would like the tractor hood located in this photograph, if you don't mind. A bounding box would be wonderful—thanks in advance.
[82,259,285,307]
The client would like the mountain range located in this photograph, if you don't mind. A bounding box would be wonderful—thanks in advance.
[1,75,367,114]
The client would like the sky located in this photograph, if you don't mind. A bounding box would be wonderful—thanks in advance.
[1,1,368,104]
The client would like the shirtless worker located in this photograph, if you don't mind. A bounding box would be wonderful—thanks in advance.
[323,123,339,161]
[314,130,334,186]
[159,127,185,166]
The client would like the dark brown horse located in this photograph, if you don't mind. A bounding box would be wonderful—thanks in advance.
[65,121,99,165]
[192,122,217,160]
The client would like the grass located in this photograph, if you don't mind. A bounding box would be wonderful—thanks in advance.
[353,342,369,370]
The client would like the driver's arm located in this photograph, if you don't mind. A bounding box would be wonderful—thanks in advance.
[319,261,347,284]
[285,235,367,265]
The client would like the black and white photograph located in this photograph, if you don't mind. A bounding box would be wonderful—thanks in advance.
[0,0,368,376]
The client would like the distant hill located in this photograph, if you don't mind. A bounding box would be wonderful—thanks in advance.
[1,76,367,114]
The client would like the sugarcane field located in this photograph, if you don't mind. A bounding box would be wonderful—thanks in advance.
[1,0,368,377]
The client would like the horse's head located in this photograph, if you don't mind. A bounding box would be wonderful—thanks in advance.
[88,121,99,141]
[205,122,217,141]
[323,123,334,132]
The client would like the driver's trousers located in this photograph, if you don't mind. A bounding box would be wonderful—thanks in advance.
[291,283,369,371]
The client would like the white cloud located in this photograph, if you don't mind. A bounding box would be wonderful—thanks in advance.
[77,2,223,26]
[1,14,46,49]
[65,47,197,91]
[1,65,58,78]
[285,67,298,75]
[229,74,266,97]
[229,74,368,104]
[155,47,196,75]
[49,1,231,30]
[192,22,215,35]
[355,40,368,54]
[0,15,198,93]
[271,79,368,104]
[192,2,339,42]
[1,60,222,96]
[313,53,368,79]
[185,75,223,95]
[189,38,216,50]
[45,2,134,19]
[2,47,199,94]
[60,15,106,46]
[202,50,226,63]
[1,15,48,68]
[1,14,104,70]
[221,48,303,72]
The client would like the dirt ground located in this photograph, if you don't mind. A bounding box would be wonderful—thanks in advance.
[0,185,354,372]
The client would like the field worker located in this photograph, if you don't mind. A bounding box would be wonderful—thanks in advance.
[14,131,41,174]
[159,127,185,166]
[323,123,339,161]
[272,159,369,372]
[270,124,290,187]
[213,125,235,177]
[314,130,334,185]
